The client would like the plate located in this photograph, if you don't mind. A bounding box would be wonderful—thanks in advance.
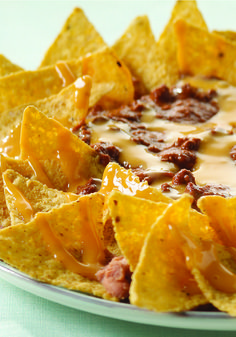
[1,0,236,331]
[0,260,235,331]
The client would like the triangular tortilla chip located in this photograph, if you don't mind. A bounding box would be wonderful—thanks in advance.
[0,155,36,228]
[1,155,34,178]
[113,15,156,95]
[130,195,207,312]
[0,194,115,300]
[0,47,133,113]
[213,30,236,44]
[3,169,78,226]
[155,0,208,87]
[143,0,208,90]
[170,196,236,316]
[100,162,172,203]
[175,19,236,86]
[101,162,171,257]
[39,8,106,68]
[82,48,133,108]
[0,54,23,77]
[20,106,105,192]
[0,173,10,228]
[108,190,168,271]
[0,76,93,158]
[198,196,236,248]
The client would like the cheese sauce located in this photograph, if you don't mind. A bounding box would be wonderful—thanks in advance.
[89,77,236,194]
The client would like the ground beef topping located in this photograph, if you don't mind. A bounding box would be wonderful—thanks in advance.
[159,137,201,170]
[142,83,219,124]
[88,102,144,124]
[73,123,92,145]
[185,182,232,200]
[76,178,102,195]
[230,145,236,161]
[91,142,121,166]
[130,127,165,152]
[172,169,196,185]
[132,167,174,185]
[161,171,232,210]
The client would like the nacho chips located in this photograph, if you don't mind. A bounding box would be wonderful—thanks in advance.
[108,190,168,271]
[0,195,115,300]
[0,54,23,77]
[20,106,105,191]
[40,8,106,67]
[0,48,133,113]
[1,0,236,317]
[113,15,155,94]
[130,195,207,312]
[175,19,236,85]
[114,0,208,91]
[153,0,208,88]
[2,169,78,226]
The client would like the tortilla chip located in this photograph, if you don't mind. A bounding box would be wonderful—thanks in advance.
[192,266,236,316]
[198,196,236,250]
[0,48,133,113]
[0,54,23,77]
[0,173,11,228]
[113,15,155,94]
[82,48,134,108]
[175,19,236,86]
[1,155,34,178]
[0,194,114,300]
[20,106,105,192]
[151,0,208,88]
[113,1,207,91]
[170,196,236,316]
[130,195,207,312]
[101,163,171,258]
[2,169,78,226]
[0,76,93,156]
[161,0,207,37]
[100,162,172,203]
[0,155,36,228]
[213,30,236,44]
[40,8,106,68]
[108,190,168,271]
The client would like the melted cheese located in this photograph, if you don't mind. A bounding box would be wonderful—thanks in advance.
[90,77,236,194]
[3,174,34,223]
[55,61,76,87]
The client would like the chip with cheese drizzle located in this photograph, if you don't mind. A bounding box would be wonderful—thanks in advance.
[107,190,168,272]
[175,19,236,86]
[165,195,236,316]
[0,47,133,113]
[20,106,105,192]
[0,193,116,300]
[0,75,93,159]
[130,194,207,312]
[2,169,78,226]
